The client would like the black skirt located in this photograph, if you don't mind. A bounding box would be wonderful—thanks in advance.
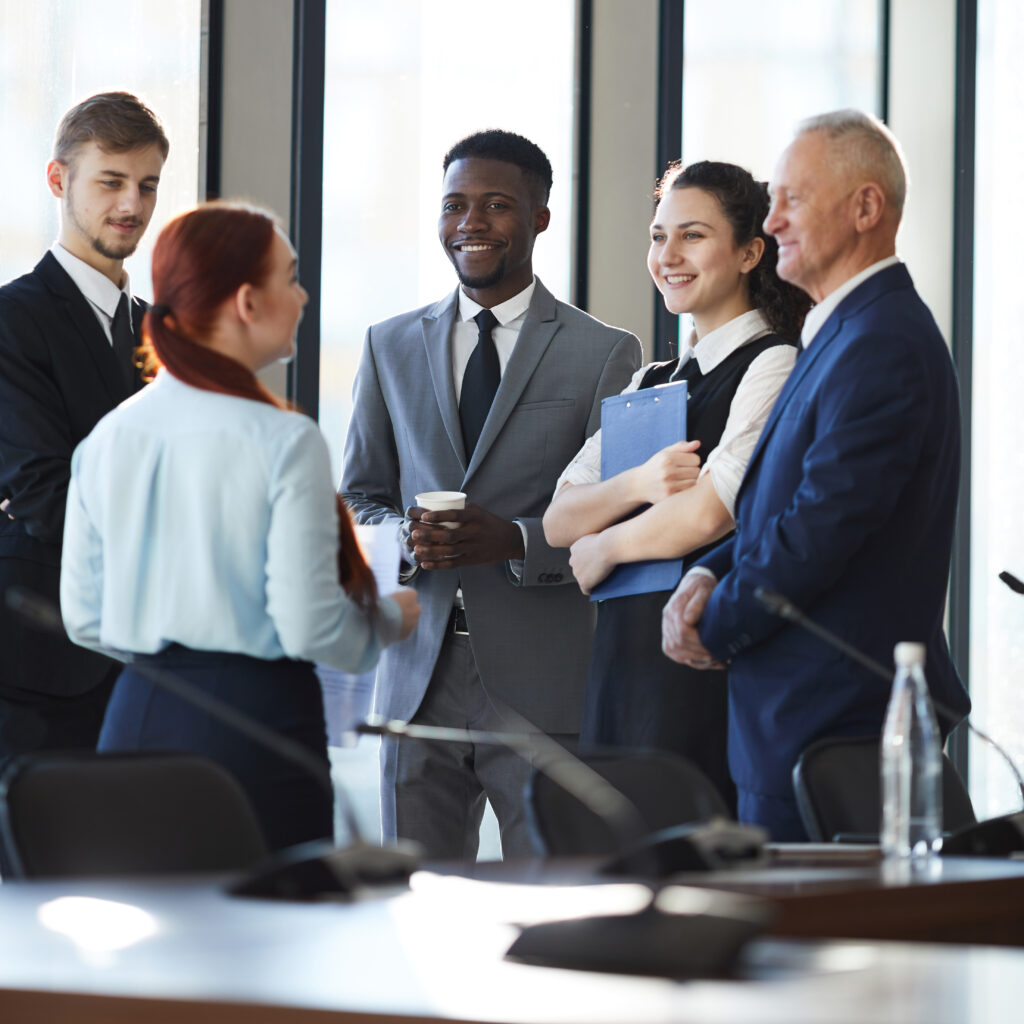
[99,645,333,852]
[581,590,735,814]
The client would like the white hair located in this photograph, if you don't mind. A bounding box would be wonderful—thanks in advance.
[796,109,908,216]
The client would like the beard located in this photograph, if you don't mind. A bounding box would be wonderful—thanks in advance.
[65,181,142,261]
[450,252,508,292]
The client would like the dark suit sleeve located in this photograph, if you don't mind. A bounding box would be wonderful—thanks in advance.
[698,327,945,660]
[516,330,642,587]
[340,325,405,531]
[0,293,77,544]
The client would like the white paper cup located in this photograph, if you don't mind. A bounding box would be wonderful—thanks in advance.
[414,491,466,529]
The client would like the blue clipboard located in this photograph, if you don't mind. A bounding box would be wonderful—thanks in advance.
[590,381,688,602]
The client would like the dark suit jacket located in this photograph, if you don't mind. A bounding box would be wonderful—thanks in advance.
[696,263,971,798]
[0,251,146,696]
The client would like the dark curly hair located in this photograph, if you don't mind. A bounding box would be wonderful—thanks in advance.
[656,160,811,341]
[443,129,552,204]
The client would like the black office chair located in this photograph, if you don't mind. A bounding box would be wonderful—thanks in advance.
[0,750,269,878]
[793,734,977,843]
[526,747,731,857]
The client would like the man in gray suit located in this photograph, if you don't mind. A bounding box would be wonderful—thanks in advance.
[342,130,641,859]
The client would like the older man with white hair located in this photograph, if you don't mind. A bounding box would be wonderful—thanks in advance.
[662,109,971,840]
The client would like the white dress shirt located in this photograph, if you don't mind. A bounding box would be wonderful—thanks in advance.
[50,242,133,344]
[452,281,535,400]
[405,282,536,586]
[61,371,401,669]
[801,256,901,348]
[554,308,796,518]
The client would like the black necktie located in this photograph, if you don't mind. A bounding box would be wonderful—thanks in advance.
[459,309,500,458]
[111,293,137,391]
[677,354,702,383]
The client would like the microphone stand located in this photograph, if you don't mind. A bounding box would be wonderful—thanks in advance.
[5,586,420,898]
[754,586,1024,804]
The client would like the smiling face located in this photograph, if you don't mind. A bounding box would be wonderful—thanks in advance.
[438,157,549,307]
[647,186,763,338]
[763,131,859,303]
[48,140,165,284]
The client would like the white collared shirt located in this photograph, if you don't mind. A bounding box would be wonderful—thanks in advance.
[50,242,133,345]
[452,280,535,400]
[555,308,797,518]
[801,256,901,349]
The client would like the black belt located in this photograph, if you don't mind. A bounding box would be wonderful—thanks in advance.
[448,606,469,636]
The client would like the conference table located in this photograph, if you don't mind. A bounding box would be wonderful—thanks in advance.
[0,849,1023,1023]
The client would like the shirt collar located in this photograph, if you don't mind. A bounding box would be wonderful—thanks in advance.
[673,308,772,378]
[801,255,901,348]
[457,279,535,326]
[50,242,131,319]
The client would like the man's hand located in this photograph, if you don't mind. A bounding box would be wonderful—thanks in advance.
[408,502,524,570]
[632,439,701,504]
[1,498,13,521]
[568,532,614,595]
[662,571,726,669]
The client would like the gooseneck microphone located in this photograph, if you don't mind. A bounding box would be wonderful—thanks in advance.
[356,715,650,847]
[753,586,1024,804]
[999,570,1024,595]
[5,586,419,897]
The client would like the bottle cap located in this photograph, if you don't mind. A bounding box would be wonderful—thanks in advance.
[894,642,926,667]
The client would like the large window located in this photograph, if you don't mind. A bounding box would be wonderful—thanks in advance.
[318,0,578,477]
[681,0,881,178]
[0,0,202,295]
[969,0,1024,819]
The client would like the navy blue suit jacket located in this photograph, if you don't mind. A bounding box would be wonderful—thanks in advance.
[696,263,971,798]
[0,252,146,696]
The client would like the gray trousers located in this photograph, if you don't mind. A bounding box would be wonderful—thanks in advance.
[379,630,572,861]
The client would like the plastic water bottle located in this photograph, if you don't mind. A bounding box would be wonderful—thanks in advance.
[880,642,943,859]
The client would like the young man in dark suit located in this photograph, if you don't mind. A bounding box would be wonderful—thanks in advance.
[662,110,971,839]
[0,92,168,762]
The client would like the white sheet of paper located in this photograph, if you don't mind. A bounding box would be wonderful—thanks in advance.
[354,522,403,596]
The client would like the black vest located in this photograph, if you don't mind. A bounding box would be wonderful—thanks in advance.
[640,332,795,568]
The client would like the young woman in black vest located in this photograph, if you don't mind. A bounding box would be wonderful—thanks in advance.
[544,161,810,811]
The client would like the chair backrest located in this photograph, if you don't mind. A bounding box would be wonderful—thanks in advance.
[526,747,731,857]
[0,751,269,879]
[793,734,977,843]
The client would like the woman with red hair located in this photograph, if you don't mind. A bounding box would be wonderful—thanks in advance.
[61,202,419,850]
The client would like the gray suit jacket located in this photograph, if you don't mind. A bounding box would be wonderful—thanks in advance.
[341,279,641,732]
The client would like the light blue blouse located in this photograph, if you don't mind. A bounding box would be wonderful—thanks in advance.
[61,371,401,670]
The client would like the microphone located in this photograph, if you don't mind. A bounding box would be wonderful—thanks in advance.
[753,586,1024,810]
[355,709,767,877]
[358,710,773,979]
[356,715,649,848]
[5,585,420,897]
[999,570,1024,595]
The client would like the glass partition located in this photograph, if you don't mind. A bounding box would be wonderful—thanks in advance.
[319,0,578,478]
[681,0,881,179]
[969,0,1024,819]
[0,0,202,297]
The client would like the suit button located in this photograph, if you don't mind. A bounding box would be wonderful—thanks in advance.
[553,573,562,582]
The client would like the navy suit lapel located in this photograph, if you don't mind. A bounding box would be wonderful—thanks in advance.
[420,289,467,468]
[734,263,913,510]
[465,279,559,478]
[34,252,131,405]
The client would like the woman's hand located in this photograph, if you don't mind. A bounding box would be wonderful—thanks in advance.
[569,533,615,595]
[390,587,421,640]
[631,440,701,504]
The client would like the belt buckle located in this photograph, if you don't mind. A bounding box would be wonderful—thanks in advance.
[451,607,469,636]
